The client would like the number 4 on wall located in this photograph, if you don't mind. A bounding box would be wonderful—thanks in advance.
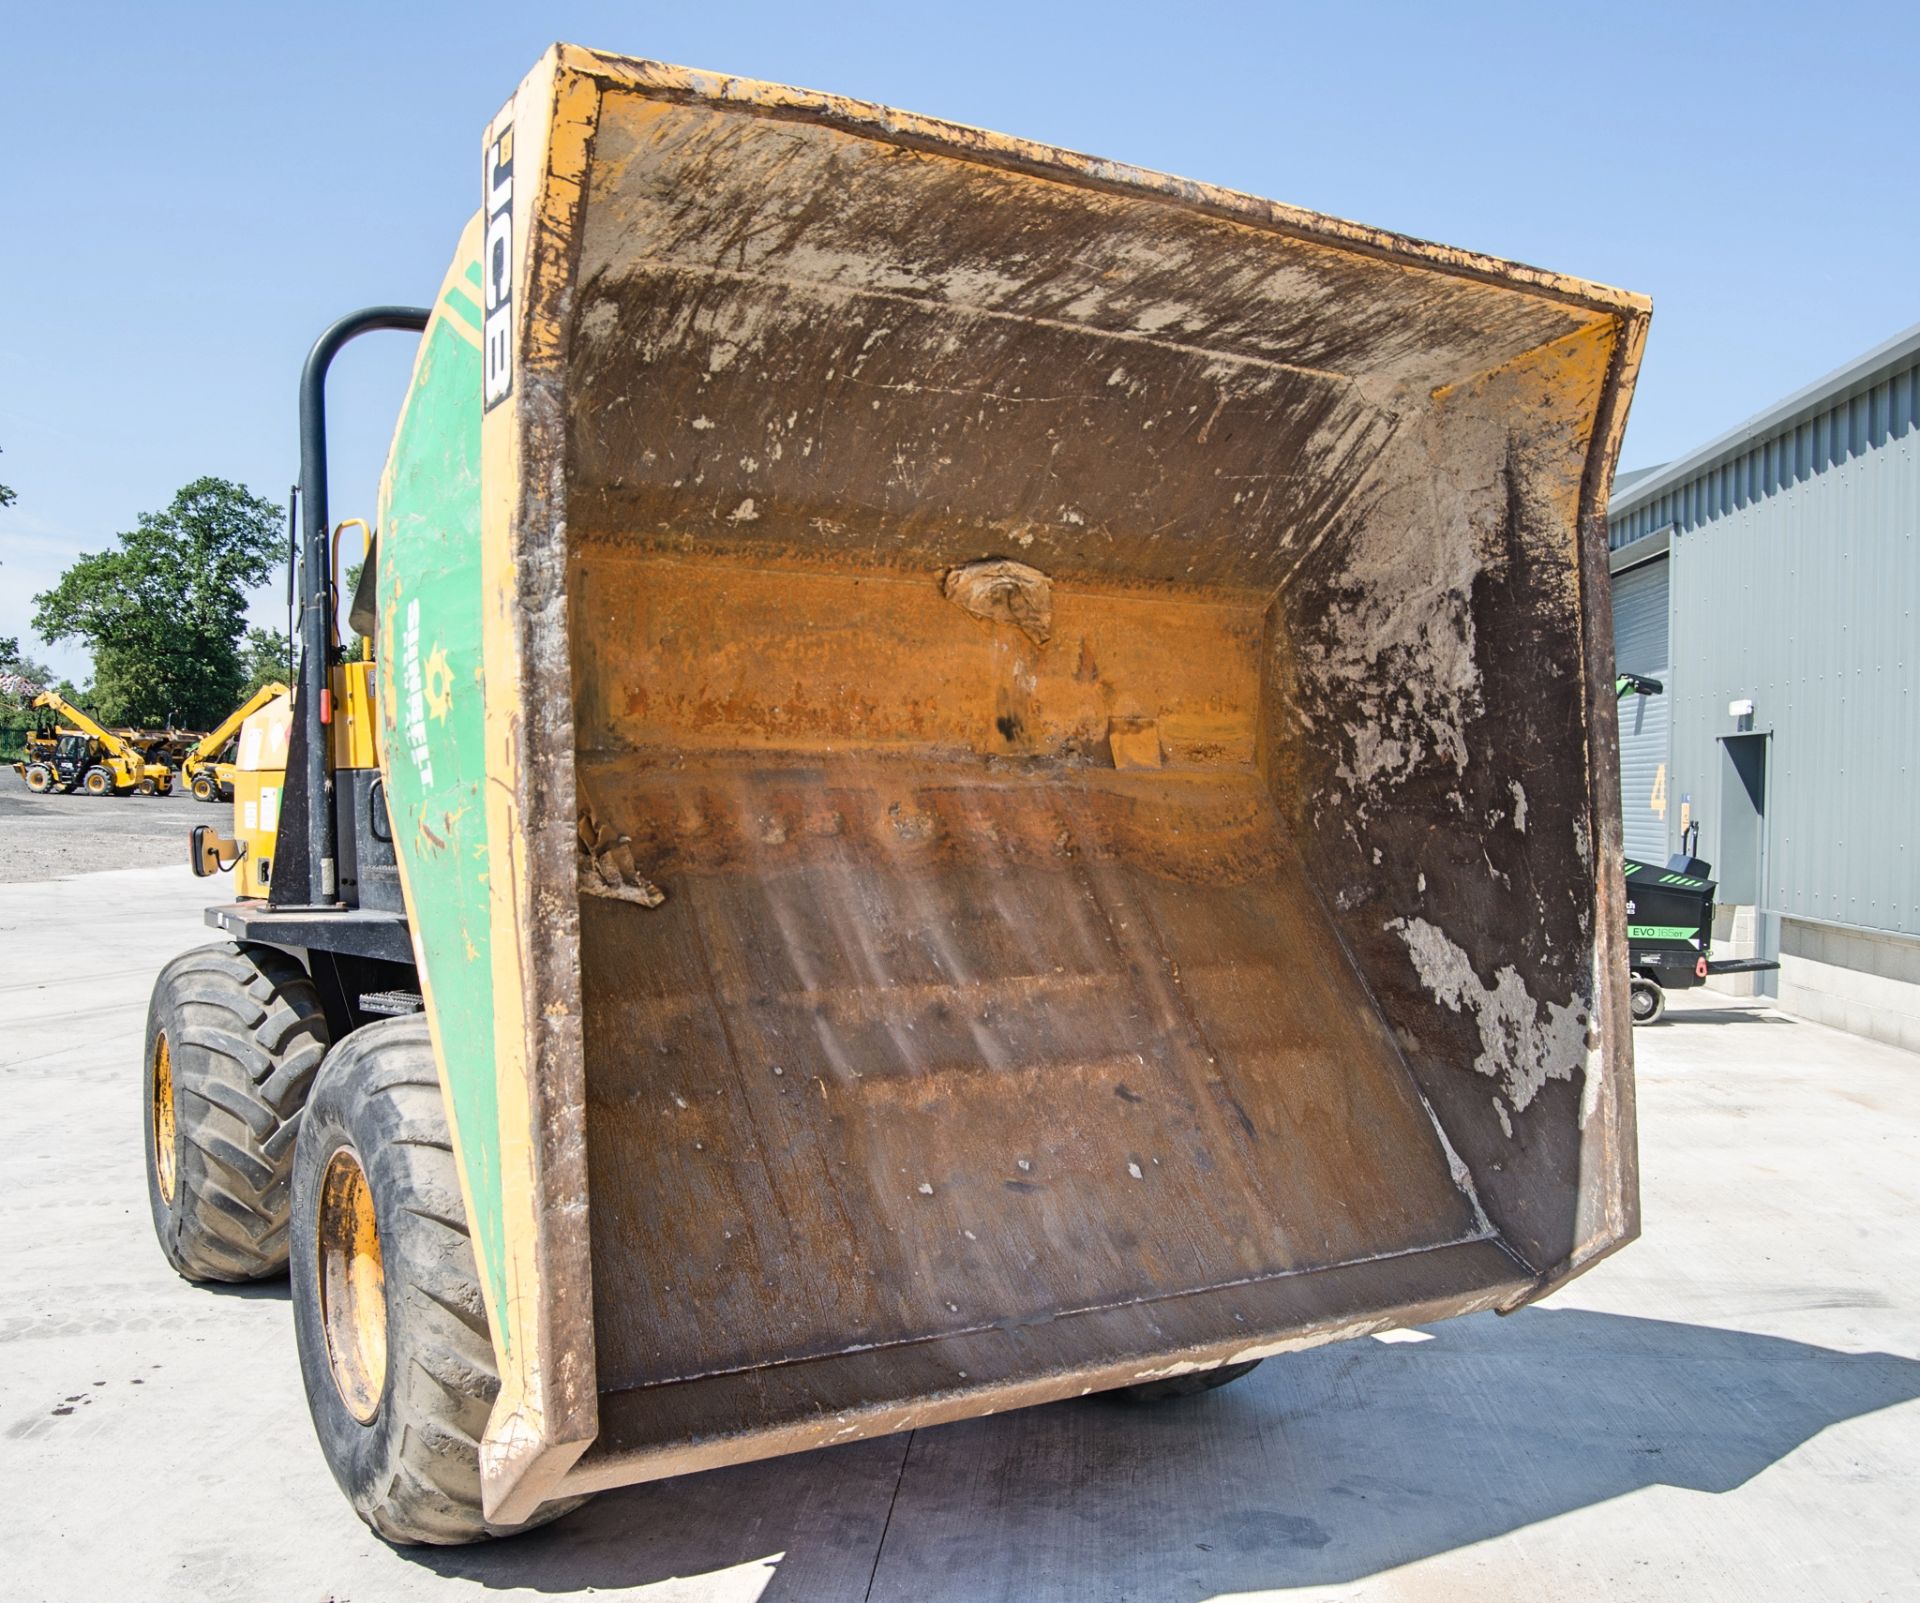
[1650,763,1667,819]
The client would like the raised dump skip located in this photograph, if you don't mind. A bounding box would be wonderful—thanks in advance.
[379,46,1646,1518]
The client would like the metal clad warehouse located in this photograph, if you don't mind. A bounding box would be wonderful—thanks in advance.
[1608,323,1920,1050]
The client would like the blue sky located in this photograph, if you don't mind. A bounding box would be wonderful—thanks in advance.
[4,1,1915,682]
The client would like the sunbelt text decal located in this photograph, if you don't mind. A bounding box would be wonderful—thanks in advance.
[402,599,434,788]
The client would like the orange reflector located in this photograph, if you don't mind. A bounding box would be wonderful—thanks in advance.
[320,687,333,725]
[1696,956,1708,979]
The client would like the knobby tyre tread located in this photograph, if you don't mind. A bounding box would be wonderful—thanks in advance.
[144,942,330,1281]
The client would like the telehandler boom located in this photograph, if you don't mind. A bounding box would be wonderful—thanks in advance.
[144,43,1649,1547]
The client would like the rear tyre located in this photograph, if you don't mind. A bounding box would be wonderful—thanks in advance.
[1110,1359,1264,1403]
[144,942,330,1281]
[290,1017,590,1545]
[24,763,53,793]
[192,773,218,803]
[83,766,113,796]
[1629,975,1666,1026]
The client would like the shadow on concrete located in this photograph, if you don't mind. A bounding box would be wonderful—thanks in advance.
[190,1276,290,1304]
[1656,1007,1792,1027]
[421,1307,1920,1600]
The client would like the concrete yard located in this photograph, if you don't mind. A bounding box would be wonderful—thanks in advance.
[2,862,1915,1602]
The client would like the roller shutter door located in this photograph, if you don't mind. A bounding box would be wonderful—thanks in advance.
[1612,558,1670,863]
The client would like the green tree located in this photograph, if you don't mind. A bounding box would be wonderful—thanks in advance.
[237,626,294,698]
[32,477,284,728]
[0,445,15,509]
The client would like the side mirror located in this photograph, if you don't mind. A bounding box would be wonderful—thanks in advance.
[190,824,246,878]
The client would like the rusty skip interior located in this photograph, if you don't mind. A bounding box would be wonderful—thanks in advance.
[552,82,1634,1477]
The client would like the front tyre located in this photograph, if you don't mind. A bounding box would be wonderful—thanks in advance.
[191,773,219,802]
[290,1016,589,1545]
[145,943,330,1280]
[1629,975,1666,1026]
[24,763,54,793]
[83,765,113,796]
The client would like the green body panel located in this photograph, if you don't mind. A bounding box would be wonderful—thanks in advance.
[375,263,510,1338]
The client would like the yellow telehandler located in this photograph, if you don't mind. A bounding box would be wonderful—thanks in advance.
[180,681,290,802]
[143,44,1649,1546]
[19,691,175,795]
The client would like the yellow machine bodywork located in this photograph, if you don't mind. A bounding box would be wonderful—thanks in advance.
[329,660,378,772]
[194,655,378,895]
[228,693,294,896]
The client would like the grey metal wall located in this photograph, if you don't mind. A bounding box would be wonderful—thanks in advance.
[1610,360,1920,550]
[1611,558,1671,861]
[1652,361,1919,938]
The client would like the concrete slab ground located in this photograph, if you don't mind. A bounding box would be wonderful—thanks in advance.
[3,865,1915,1602]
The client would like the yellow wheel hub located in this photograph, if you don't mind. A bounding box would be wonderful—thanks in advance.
[317,1147,388,1423]
[150,1033,177,1205]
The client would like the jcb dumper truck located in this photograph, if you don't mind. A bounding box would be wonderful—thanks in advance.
[143,44,1649,1546]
